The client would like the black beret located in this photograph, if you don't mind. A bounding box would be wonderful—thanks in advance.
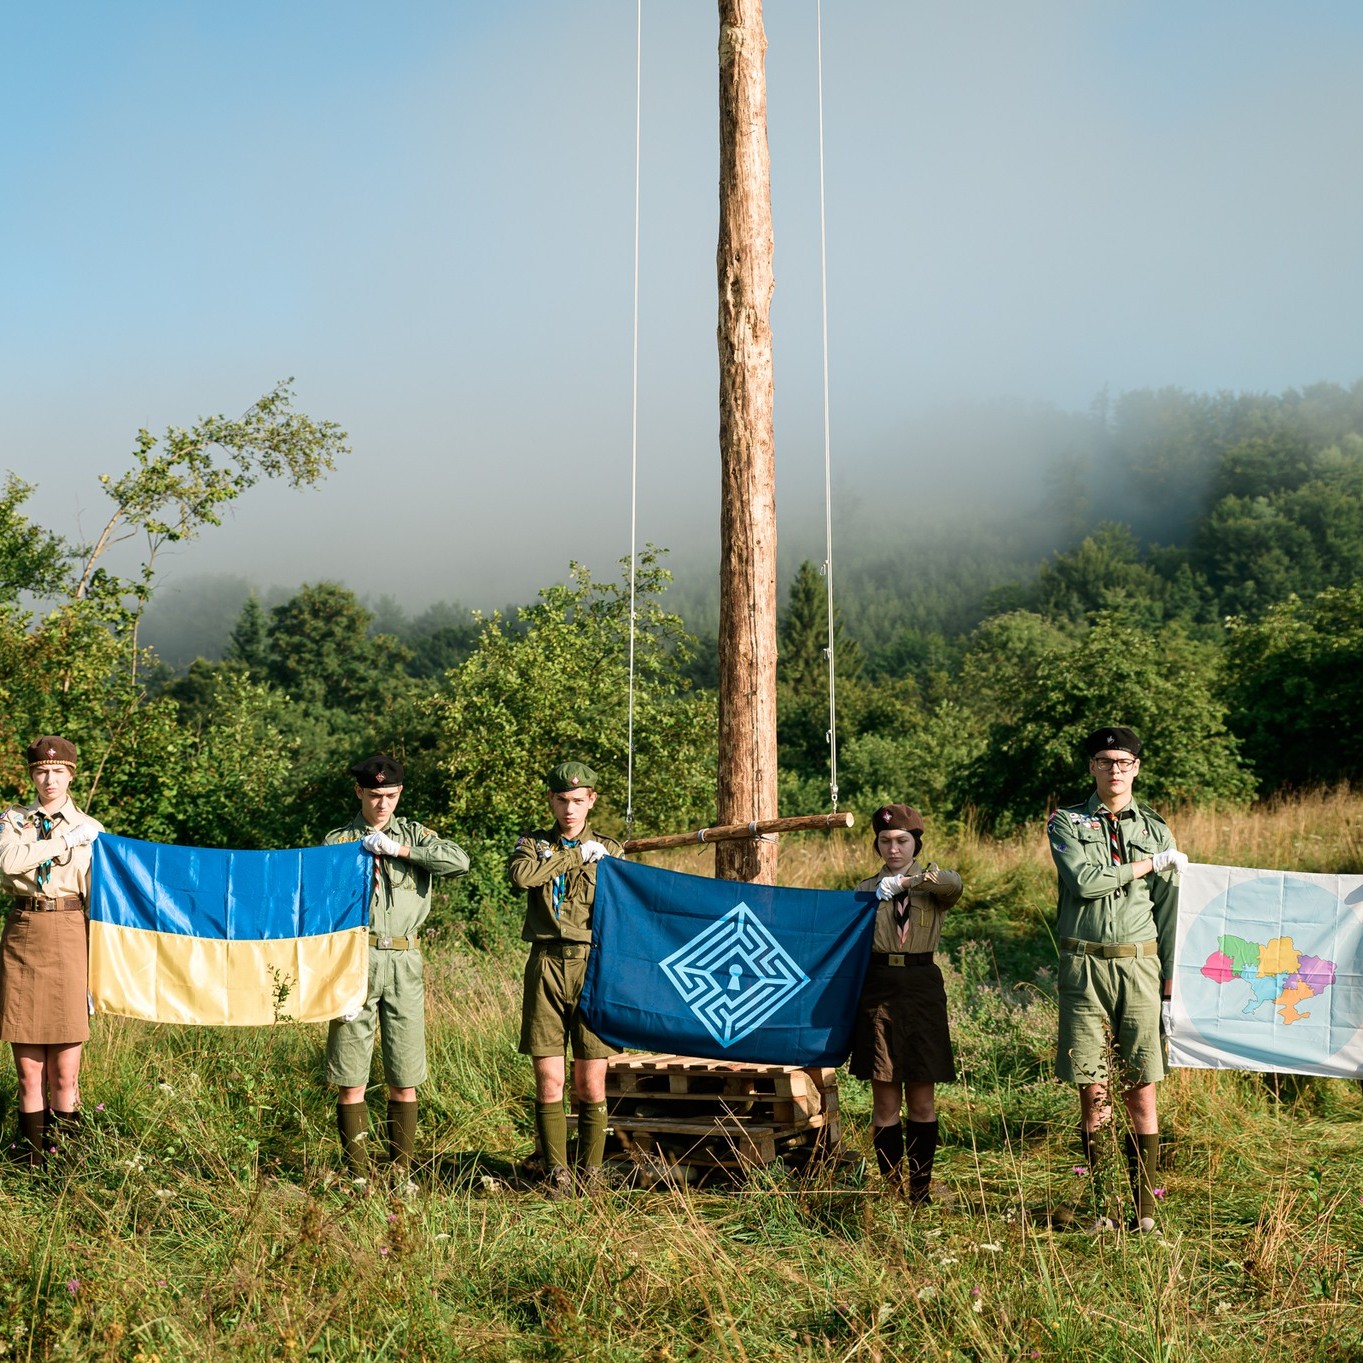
[870,804,925,837]
[26,735,77,769]
[1084,726,1142,757]
[349,754,405,789]
[547,760,598,793]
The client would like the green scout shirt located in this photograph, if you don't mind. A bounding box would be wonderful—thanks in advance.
[509,824,624,944]
[325,813,470,939]
[855,860,963,954]
[1047,793,1179,979]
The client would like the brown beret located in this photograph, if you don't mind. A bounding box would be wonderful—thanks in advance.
[870,804,925,837]
[26,735,77,770]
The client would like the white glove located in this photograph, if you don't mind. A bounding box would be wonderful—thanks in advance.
[361,829,403,857]
[1161,1000,1174,1036]
[876,875,904,901]
[580,840,610,864]
[62,822,100,849]
[1152,849,1188,874]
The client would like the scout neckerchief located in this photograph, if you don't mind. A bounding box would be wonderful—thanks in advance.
[892,860,922,946]
[552,837,580,919]
[34,811,56,890]
[1101,808,1124,866]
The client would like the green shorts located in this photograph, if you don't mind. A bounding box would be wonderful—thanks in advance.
[518,942,619,1061]
[325,947,428,1089]
[1055,948,1165,1086]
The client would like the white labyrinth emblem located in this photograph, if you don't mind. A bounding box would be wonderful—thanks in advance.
[659,903,811,1048]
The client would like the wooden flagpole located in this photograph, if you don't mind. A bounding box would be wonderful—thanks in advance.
[715,0,779,887]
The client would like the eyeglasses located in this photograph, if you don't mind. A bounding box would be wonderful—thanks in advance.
[1092,757,1137,772]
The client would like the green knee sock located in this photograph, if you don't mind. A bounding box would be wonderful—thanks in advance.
[336,1100,371,1178]
[577,1101,609,1169]
[1126,1131,1160,1222]
[535,1101,568,1170]
[387,1100,418,1171]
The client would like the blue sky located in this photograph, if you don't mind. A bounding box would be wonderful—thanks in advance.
[5,1,1362,608]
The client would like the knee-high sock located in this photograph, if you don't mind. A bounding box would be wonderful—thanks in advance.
[536,1101,569,1171]
[387,1100,418,1170]
[904,1120,939,1204]
[336,1100,371,1177]
[577,1101,609,1170]
[1126,1131,1160,1222]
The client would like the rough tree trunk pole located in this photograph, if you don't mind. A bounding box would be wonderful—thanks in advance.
[715,0,779,885]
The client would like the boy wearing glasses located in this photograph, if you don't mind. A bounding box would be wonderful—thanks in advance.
[1047,726,1186,1233]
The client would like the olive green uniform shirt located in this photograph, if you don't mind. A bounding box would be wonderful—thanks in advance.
[1047,793,1179,980]
[855,860,963,954]
[509,824,624,944]
[325,813,471,938]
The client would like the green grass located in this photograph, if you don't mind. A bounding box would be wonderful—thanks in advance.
[1,790,1362,1360]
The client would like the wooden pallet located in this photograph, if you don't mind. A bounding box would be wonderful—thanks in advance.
[567,1054,841,1177]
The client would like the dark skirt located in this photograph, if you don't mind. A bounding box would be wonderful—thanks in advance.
[0,909,90,1045]
[849,959,955,1084]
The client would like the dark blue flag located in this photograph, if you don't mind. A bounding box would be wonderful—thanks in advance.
[579,857,875,1066]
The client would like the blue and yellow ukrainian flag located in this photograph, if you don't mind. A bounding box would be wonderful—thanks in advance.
[89,835,370,1026]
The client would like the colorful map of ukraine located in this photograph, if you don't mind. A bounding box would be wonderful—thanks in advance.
[1200,935,1338,1024]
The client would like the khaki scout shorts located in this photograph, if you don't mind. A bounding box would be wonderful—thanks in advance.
[519,942,619,1060]
[1056,948,1164,1086]
[326,947,428,1089]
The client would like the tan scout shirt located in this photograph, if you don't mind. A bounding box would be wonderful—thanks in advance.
[510,823,624,944]
[0,799,104,902]
[856,859,963,954]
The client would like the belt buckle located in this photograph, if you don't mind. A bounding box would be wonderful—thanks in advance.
[374,934,393,950]
[887,953,905,967]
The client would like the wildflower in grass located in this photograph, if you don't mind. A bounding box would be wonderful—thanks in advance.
[977,1243,1002,1253]
[95,1103,105,1112]
[65,1279,80,1294]
[915,1286,938,1301]
[970,1286,983,1314]
[156,1081,174,1095]
[154,1189,172,1200]
[379,1247,390,1257]
[1153,1186,1166,1199]
[1072,1165,1088,1176]
[938,1256,959,1266]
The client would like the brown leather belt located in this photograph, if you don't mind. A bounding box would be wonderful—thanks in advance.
[12,895,85,913]
[1061,937,1159,959]
[870,951,933,967]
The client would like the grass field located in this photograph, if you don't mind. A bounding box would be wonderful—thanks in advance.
[0,790,1360,1361]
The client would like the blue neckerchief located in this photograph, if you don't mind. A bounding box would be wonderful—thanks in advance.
[551,838,579,919]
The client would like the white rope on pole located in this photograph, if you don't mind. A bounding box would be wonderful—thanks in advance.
[815,0,839,812]
[625,0,642,837]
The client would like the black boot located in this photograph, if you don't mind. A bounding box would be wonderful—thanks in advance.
[12,1109,46,1168]
[872,1122,905,1192]
[904,1120,939,1205]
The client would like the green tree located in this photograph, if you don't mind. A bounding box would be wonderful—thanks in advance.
[427,553,715,935]
[0,476,69,604]
[959,614,1252,831]
[1223,584,1363,791]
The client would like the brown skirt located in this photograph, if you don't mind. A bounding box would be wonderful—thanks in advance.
[0,909,90,1044]
[849,959,955,1084]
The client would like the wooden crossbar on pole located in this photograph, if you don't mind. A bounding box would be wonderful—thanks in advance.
[623,812,853,854]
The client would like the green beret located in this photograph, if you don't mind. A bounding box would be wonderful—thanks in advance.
[547,760,598,793]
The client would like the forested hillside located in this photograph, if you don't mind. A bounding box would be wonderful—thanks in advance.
[3,380,1361,923]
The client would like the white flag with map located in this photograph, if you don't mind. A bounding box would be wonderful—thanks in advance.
[1169,863,1363,1078]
